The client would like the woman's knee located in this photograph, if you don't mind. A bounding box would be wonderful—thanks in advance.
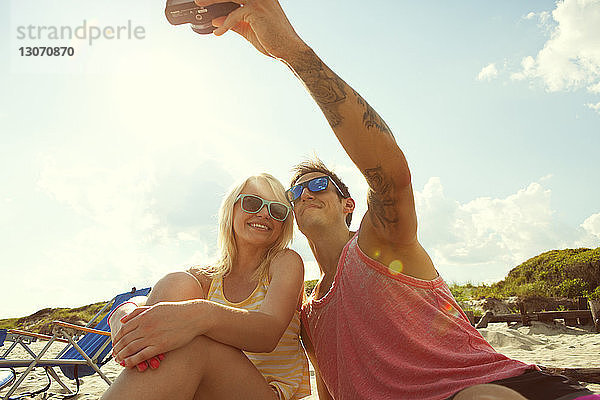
[148,271,204,304]
[453,384,527,400]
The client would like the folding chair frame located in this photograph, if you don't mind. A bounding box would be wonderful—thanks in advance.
[0,289,147,399]
[1,330,68,360]
[0,323,114,399]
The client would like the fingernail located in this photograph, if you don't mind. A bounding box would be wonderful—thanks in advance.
[149,358,160,369]
[137,362,148,372]
[158,353,165,361]
[119,361,126,367]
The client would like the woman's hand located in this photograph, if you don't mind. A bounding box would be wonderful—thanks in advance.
[112,300,208,368]
[108,300,165,372]
[131,353,165,373]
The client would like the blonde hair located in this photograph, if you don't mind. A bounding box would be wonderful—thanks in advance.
[193,173,294,282]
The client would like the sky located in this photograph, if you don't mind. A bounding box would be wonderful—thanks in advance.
[1,0,599,319]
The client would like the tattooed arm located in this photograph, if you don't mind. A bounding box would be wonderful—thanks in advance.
[284,49,439,280]
[285,47,418,239]
[195,0,437,278]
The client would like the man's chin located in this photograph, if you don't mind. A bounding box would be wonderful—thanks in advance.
[296,215,328,235]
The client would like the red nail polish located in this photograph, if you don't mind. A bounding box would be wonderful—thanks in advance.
[137,362,148,372]
[149,358,160,369]
[158,353,166,361]
[119,361,126,367]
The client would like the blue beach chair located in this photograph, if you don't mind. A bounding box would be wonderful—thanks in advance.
[0,287,151,399]
[0,330,15,391]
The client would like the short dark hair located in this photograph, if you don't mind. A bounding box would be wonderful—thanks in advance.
[290,157,353,227]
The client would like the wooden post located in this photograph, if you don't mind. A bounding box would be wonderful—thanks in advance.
[578,297,590,325]
[565,300,577,326]
[518,302,530,326]
[589,299,600,333]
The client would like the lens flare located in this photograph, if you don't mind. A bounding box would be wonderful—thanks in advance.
[388,260,404,275]
[442,301,461,318]
[430,301,461,337]
[372,249,381,259]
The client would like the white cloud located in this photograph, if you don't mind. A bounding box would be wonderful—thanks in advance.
[177,232,200,242]
[511,56,536,81]
[582,213,600,238]
[524,10,553,32]
[512,0,600,93]
[415,177,599,283]
[417,178,553,266]
[586,101,600,112]
[302,260,321,281]
[588,82,600,94]
[539,173,554,183]
[477,63,499,82]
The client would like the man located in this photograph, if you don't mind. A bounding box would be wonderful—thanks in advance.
[198,1,599,399]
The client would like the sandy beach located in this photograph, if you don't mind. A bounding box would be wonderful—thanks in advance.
[2,321,598,399]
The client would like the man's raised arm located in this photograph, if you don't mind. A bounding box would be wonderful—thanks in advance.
[284,47,416,244]
[195,0,417,245]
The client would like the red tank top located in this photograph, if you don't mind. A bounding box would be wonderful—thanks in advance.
[301,232,535,399]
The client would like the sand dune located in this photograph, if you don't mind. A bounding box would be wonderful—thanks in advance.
[2,321,597,399]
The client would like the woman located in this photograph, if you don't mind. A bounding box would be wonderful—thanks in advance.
[102,173,310,400]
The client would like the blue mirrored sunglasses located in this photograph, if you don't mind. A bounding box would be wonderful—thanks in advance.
[286,176,345,203]
[235,194,291,221]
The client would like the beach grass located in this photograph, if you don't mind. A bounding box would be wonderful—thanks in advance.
[0,302,108,335]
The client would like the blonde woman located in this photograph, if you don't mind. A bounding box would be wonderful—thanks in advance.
[102,174,310,400]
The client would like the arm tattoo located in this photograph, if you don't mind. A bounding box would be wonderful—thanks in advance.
[354,90,394,138]
[364,166,399,229]
[290,49,393,138]
[290,50,347,127]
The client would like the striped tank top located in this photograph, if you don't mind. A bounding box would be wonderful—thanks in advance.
[208,275,311,400]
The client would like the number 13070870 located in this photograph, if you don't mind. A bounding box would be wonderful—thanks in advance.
[19,47,75,56]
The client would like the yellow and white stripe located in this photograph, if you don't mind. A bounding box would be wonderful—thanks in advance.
[208,276,311,400]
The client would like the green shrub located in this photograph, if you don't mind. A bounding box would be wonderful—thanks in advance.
[587,286,600,300]
[0,318,19,330]
[472,284,506,299]
[554,278,589,298]
[513,281,549,298]
[304,279,318,297]
[449,283,478,302]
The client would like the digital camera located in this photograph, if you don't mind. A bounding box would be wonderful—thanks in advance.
[165,0,240,34]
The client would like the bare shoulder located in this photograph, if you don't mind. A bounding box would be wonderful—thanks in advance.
[357,229,438,280]
[186,267,213,298]
[269,249,304,277]
[272,248,303,267]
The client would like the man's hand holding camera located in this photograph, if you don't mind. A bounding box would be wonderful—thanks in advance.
[194,0,307,60]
